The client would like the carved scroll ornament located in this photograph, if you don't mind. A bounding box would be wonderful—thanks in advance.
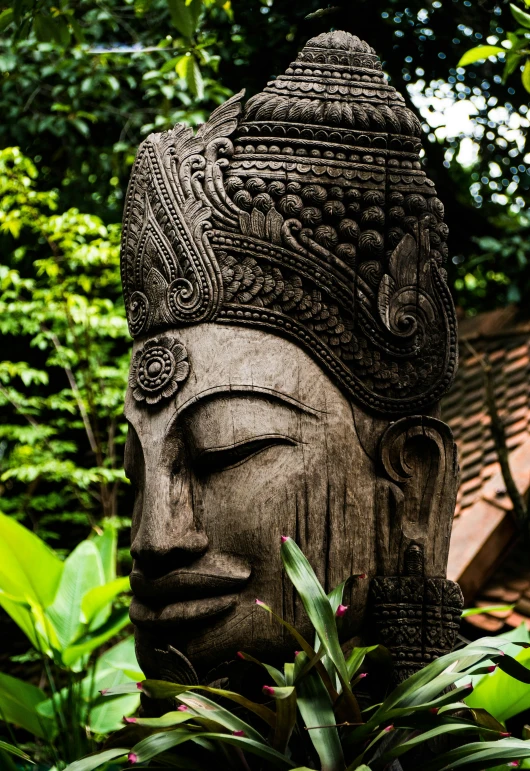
[121,31,458,417]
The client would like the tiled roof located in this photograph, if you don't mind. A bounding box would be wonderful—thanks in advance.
[442,307,530,631]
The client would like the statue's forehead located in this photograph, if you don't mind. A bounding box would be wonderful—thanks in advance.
[127,323,338,421]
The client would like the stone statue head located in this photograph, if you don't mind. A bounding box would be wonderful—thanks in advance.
[121,31,459,685]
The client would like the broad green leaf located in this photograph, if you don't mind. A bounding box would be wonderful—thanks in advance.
[465,644,530,721]
[0,590,53,654]
[167,0,194,37]
[0,671,56,739]
[522,58,530,92]
[81,576,130,626]
[62,608,131,668]
[0,510,62,608]
[88,637,141,733]
[295,654,344,771]
[46,540,104,650]
[91,523,117,583]
[458,45,506,67]
[511,2,530,27]
[62,748,128,771]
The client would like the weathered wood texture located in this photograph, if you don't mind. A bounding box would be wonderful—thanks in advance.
[121,30,463,685]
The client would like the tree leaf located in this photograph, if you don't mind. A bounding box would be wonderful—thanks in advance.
[522,58,530,92]
[0,9,14,32]
[185,55,204,98]
[511,2,530,28]
[458,45,506,66]
[167,0,194,37]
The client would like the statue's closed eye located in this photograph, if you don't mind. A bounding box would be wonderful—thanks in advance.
[194,434,297,475]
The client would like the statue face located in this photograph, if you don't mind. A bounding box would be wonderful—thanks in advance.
[125,324,377,679]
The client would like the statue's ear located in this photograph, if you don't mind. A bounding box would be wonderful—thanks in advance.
[375,415,459,578]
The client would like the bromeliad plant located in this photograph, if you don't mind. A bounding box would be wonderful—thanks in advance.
[0,511,141,768]
[64,537,530,771]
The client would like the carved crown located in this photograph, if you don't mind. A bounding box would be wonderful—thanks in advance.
[121,31,457,416]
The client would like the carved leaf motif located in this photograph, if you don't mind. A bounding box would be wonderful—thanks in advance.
[121,91,246,331]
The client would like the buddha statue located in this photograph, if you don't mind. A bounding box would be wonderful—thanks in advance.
[121,30,463,689]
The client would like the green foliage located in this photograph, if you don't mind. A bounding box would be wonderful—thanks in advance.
[0,514,139,767]
[0,146,130,543]
[65,539,530,771]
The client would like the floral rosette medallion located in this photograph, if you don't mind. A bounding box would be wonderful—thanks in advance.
[130,336,190,405]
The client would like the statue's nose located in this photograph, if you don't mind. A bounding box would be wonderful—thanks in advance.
[130,461,208,577]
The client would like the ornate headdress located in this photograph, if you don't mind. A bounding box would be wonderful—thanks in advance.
[121,31,457,415]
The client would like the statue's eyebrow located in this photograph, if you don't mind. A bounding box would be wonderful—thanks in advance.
[174,384,326,420]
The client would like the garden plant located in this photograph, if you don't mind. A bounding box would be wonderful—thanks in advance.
[61,538,530,771]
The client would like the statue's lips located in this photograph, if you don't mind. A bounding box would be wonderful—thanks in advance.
[129,554,251,601]
[129,594,238,628]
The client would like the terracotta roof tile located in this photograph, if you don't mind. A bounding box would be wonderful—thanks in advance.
[444,310,530,630]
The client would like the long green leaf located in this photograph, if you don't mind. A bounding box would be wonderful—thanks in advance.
[237,651,286,686]
[0,671,56,739]
[461,605,514,617]
[267,686,297,753]
[62,747,128,771]
[423,738,530,771]
[295,654,344,771]
[0,739,34,763]
[46,540,104,650]
[142,681,275,731]
[382,722,508,762]
[129,711,196,728]
[255,599,337,700]
[281,538,349,686]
